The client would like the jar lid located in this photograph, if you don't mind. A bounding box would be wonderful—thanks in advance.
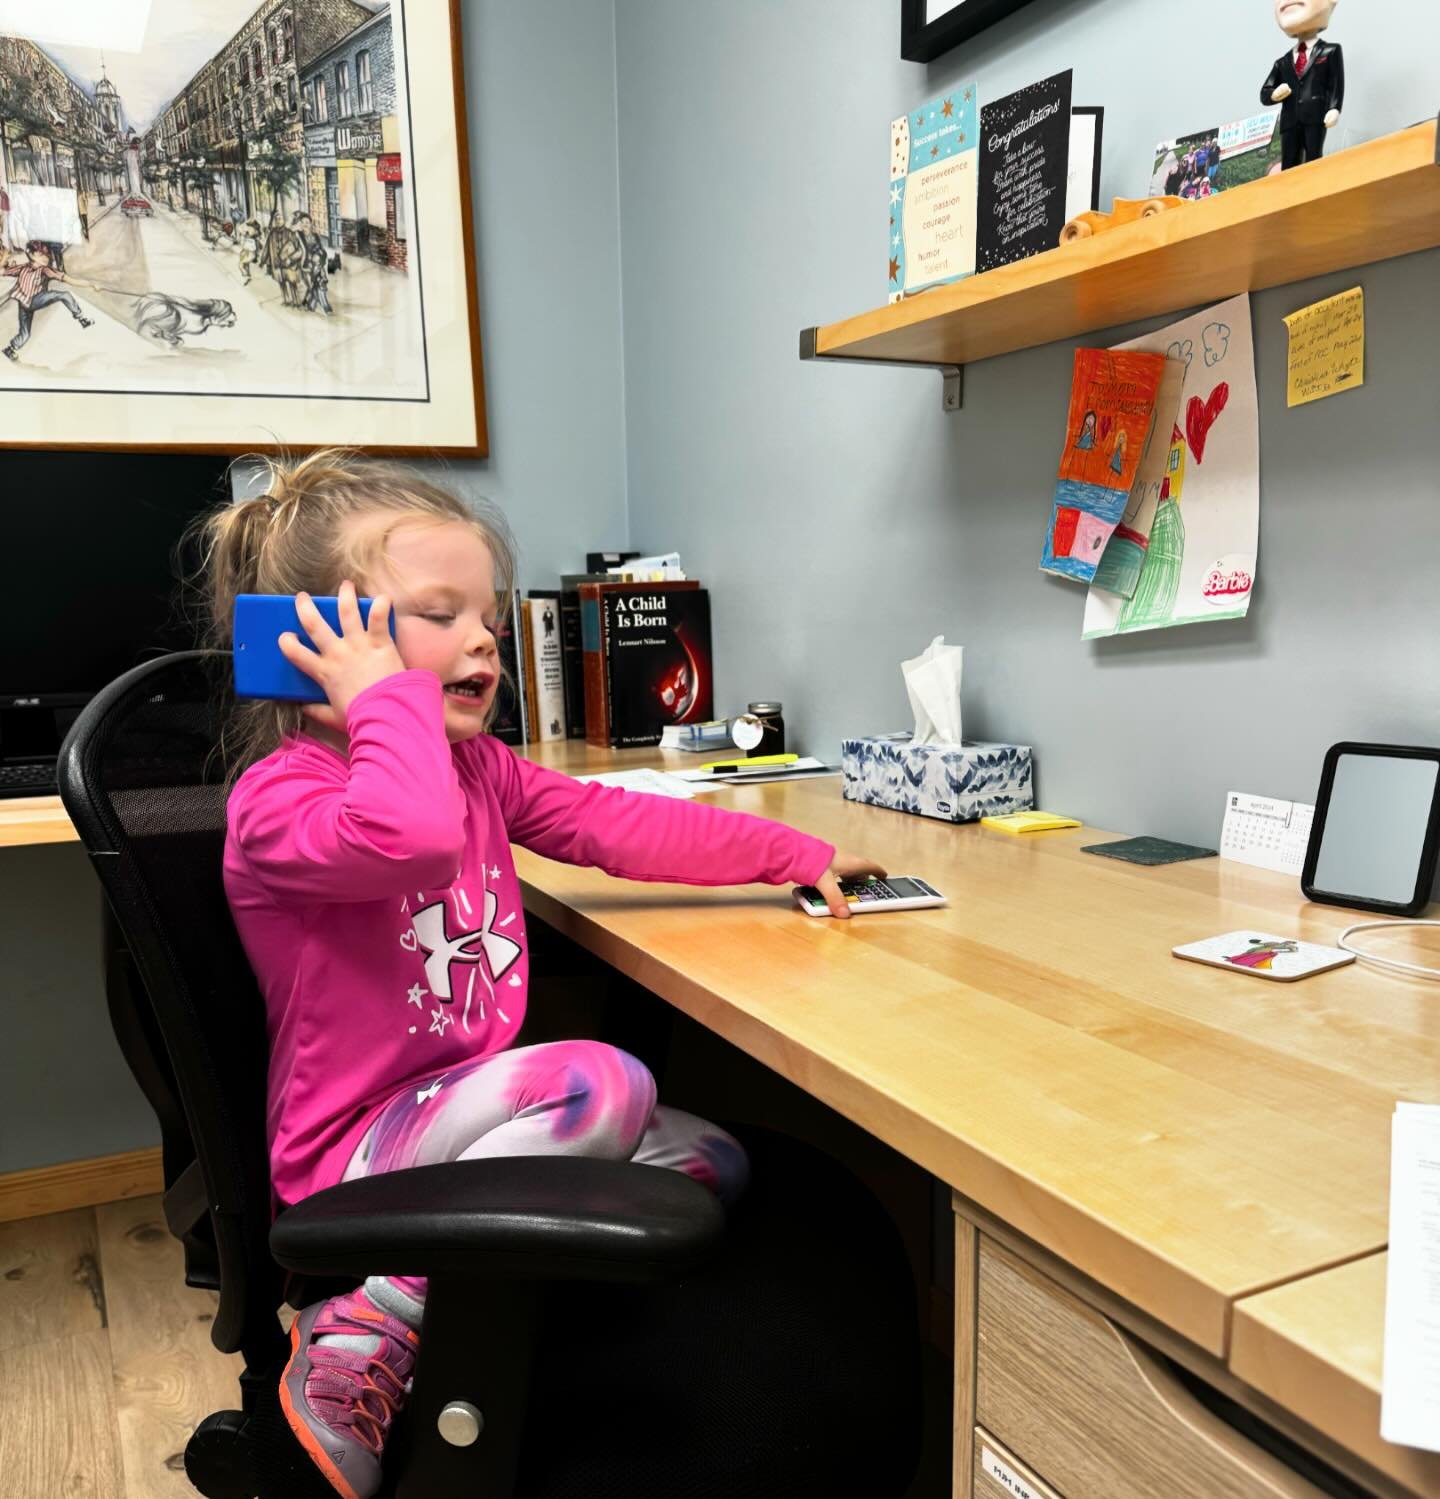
[747,701,783,714]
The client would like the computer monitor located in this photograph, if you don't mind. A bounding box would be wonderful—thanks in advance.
[0,451,233,777]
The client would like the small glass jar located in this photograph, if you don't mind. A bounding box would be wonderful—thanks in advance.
[746,701,785,757]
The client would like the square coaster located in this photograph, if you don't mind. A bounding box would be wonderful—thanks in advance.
[1173,931,1356,982]
[1082,836,1218,866]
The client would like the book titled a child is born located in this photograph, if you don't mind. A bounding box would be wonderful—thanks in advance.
[580,581,712,749]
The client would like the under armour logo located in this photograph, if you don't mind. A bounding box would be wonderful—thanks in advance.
[409,893,521,1000]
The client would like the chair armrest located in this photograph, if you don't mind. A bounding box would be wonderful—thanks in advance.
[269,1156,724,1283]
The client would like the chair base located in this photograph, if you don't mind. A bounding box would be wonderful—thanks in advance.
[184,1410,256,1499]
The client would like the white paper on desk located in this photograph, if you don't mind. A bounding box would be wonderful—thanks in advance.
[1381,1101,1440,1453]
[574,768,697,799]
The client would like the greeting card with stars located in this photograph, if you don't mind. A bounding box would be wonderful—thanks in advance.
[889,85,979,303]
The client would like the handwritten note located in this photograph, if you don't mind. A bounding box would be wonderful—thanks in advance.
[1284,287,1364,407]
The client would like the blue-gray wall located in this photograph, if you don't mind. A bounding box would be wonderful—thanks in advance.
[615,0,1440,849]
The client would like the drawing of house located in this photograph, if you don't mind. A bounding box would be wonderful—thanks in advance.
[1160,421,1186,503]
[1118,424,1187,633]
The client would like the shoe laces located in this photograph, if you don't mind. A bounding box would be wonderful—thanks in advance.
[306,1304,418,1456]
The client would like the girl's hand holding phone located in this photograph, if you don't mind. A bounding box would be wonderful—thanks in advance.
[278,581,405,732]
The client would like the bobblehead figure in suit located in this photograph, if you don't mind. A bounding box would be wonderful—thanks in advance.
[1262,0,1345,169]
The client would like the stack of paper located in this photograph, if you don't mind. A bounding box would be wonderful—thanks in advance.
[1381,1101,1440,1453]
[672,757,839,787]
[574,768,698,799]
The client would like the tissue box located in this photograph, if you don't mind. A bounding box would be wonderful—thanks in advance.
[840,735,1033,824]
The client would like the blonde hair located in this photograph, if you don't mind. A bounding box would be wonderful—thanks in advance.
[188,448,516,782]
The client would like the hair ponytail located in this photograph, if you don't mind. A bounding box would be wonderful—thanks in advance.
[183,448,517,787]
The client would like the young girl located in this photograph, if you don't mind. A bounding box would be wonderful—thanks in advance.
[202,451,882,1499]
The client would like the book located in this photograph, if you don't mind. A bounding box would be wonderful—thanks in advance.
[518,600,540,743]
[525,596,567,741]
[578,580,706,748]
[530,588,586,739]
[490,592,526,744]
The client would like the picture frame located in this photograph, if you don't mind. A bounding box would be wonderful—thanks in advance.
[0,0,487,456]
[1301,742,1440,918]
[900,0,1043,63]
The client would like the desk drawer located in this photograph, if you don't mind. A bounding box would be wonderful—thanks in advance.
[974,1431,1064,1499]
[976,1237,1326,1499]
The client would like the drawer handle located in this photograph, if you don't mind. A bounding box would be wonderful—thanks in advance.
[1101,1320,1326,1499]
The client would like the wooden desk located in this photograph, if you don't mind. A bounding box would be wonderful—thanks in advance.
[515,742,1438,1358]
[508,741,1440,1495]
[1233,1255,1440,1498]
[0,795,80,848]
[14,752,1438,1492]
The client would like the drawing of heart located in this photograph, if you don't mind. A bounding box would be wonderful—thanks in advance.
[1185,382,1230,464]
[399,930,419,951]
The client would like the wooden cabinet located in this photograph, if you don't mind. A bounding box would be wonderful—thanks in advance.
[975,1236,1327,1499]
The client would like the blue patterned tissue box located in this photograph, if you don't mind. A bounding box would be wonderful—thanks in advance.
[840,735,1033,824]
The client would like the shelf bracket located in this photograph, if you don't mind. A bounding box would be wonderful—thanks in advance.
[799,327,964,412]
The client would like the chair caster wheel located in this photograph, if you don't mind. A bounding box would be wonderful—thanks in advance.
[185,1410,255,1498]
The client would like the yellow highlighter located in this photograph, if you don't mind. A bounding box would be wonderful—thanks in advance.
[698,753,800,774]
[980,810,1082,834]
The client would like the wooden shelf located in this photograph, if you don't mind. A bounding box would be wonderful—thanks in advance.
[801,115,1439,385]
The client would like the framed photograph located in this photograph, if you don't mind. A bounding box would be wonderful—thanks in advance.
[0,0,487,455]
[901,0,1043,63]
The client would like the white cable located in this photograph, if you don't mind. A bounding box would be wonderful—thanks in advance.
[1336,919,1440,980]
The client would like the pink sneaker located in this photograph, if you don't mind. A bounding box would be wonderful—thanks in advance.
[279,1288,420,1499]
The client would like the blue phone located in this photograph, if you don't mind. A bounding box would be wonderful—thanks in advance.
[232,594,395,702]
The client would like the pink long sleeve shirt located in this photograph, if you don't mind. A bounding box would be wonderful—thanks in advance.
[224,671,834,1205]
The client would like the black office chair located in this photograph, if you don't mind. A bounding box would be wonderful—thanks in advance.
[60,651,924,1499]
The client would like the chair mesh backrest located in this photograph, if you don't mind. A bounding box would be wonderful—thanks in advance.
[59,652,282,1348]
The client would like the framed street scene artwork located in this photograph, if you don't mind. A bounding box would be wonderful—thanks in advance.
[0,0,487,454]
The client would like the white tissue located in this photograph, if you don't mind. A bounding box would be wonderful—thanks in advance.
[902,636,963,746]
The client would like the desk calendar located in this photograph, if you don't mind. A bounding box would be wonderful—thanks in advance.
[1219,791,1315,875]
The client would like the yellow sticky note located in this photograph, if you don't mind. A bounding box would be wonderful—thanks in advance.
[1283,287,1364,408]
[980,811,1082,835]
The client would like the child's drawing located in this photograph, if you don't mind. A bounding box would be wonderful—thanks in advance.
[1185,381,1230,464]
[1041,346,1168,586]
[1202,321,1231,367]
[1083,294,1258,638]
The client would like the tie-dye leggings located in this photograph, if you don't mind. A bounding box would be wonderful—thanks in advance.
[337,1039,749,1311]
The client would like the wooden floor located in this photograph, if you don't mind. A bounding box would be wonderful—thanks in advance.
[0,1196,243,1499]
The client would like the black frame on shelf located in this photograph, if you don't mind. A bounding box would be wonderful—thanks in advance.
[1301,742,1440,918]
[900,0,1041,62]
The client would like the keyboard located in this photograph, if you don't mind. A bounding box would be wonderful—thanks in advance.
[0,762,58,797]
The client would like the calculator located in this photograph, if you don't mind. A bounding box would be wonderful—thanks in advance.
[794,875,946,917]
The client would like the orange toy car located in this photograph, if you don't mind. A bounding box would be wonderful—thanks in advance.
[1059,196,1186,245]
